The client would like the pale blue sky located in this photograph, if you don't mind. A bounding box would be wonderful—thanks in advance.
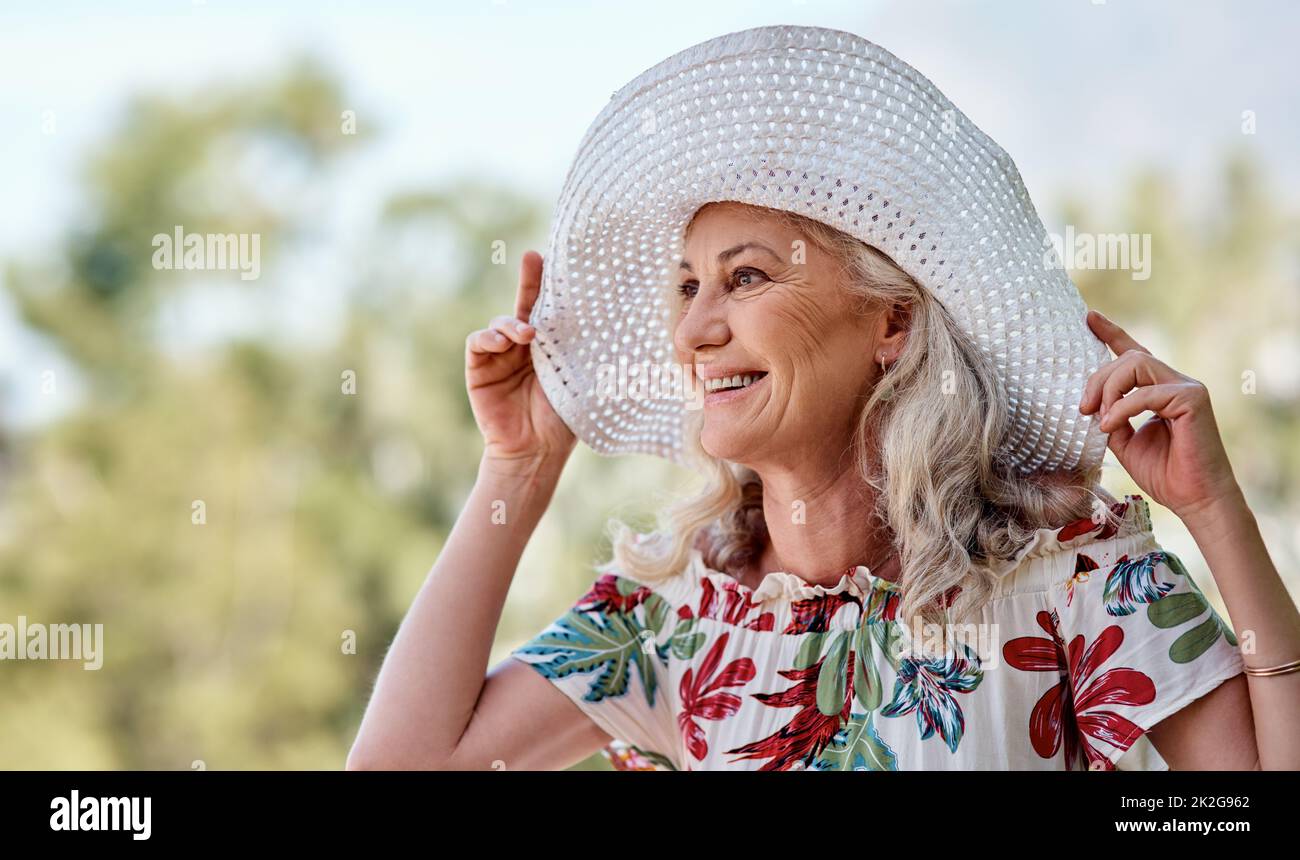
[2,0,1298,423]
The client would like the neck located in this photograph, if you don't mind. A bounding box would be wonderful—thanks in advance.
[751,451,898,588]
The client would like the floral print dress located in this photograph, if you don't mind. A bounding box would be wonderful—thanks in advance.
[510,495,1244,771]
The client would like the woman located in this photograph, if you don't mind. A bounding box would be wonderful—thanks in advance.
[348,26,1299,771]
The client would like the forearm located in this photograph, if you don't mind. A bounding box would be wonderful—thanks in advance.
[1182,487,1300,768]
[349,455,564,767]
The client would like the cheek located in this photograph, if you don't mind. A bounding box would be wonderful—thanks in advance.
[762,302,877,409]
[760,294,849,372]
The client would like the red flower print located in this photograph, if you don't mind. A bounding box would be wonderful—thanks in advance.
[690,577,775,631]
[1055,498,1133,544]
[1003,610,1156,770]
[677,632,755,761]
[785,569,918,634]
[578,573,653,614]
[723,651,855,771]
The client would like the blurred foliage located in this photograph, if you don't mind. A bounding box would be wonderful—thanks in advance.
[1061,153,1300,613]
[0,63,1295,770]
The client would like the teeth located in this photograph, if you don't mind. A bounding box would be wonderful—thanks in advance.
[705,373,763,392]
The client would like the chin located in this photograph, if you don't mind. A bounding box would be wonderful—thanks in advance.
[699,424,762,465]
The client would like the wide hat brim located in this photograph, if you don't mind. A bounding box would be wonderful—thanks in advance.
[528,24,1109,475]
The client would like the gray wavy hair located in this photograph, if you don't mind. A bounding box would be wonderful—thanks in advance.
[608,203,1119,634]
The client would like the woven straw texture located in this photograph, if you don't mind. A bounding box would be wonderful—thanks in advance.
[528,24,1109,475]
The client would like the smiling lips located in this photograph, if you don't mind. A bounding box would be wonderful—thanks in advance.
[698,369,769,404]
[703,372,766,393]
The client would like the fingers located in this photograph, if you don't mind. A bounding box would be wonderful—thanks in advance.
[1080,351,1132,415]
[466,328,513,357]
[466,251,542,368]
[489,314,535,344]
[1101,386,1178,461]
[1086,309,1150,358]
[1097,382,1180,434]
[466,315,536,358]
[514,251,544,321]
[1105,411,1137,460]
[1080,345,1184,416]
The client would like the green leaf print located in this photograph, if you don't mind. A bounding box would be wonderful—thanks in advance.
[786,591,906,741]
[794,631,829,670]
[669,616,706,660]
[871,615,905,672]
[515,606,663,706]
[1147,592,1206,628]
[1145,552,1238,663]
[637,585,670,636]
[817,631,852,716]
[795,614,897,715]
[853,623,883,711]
[815,712,898,771]
[1170,616,1229,665]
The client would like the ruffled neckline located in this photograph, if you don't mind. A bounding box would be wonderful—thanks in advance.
[749,564,887,602]
[687,553,897,605]
[686,494,1152,604]
[984,493,1153,578]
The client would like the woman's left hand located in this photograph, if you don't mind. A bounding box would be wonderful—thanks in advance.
[1079,309,1242,523]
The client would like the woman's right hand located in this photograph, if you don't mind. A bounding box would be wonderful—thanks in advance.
[465,250,576,472]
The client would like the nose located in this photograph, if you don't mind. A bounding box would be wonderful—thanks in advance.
[672,286,730,356]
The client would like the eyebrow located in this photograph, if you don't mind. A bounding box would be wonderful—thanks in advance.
[678,241,783,273]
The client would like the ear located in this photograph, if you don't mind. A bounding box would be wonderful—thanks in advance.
[874,300,912,362]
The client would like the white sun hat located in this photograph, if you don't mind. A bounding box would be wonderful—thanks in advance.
[528,24,1109,475]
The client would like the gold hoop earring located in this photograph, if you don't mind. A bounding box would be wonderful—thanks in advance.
[878,352,893,401]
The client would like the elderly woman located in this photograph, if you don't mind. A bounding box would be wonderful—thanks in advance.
[349,26,1299,771]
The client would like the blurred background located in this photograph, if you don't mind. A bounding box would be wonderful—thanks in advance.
[1,0,1297,770]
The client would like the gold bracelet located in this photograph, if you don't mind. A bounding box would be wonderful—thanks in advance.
[1243,657,1300,677]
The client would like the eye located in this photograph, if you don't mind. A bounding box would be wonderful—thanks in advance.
[729,267,770,290]
[677,268,767,302]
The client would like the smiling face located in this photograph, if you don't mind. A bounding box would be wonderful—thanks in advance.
[673,202,894,468]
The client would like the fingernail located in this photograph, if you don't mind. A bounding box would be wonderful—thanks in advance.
[519,323,533,334]
[493,332,506,342]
